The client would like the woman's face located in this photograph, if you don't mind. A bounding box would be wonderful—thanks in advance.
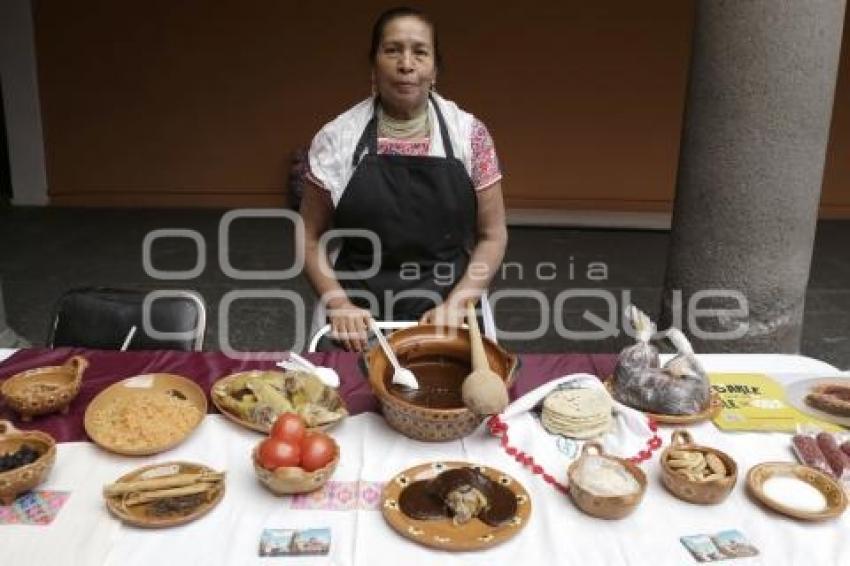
[373,16,436,118]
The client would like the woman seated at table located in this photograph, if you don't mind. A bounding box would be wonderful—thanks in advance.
[301,6,508,352]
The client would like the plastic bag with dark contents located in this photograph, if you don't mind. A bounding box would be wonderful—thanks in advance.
[611,306,710,416]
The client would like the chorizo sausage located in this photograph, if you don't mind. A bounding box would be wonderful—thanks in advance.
[816,432,850,479]
[792,434,832,476]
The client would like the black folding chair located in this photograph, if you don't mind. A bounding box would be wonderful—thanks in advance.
[48,287,206,351]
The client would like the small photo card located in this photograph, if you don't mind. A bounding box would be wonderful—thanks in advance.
[680,529,759,563]
[259,528,331,557]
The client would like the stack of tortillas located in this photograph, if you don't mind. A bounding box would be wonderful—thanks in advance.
[541,387,613,439]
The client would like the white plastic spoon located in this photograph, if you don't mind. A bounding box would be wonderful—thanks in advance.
[277,351,340,388]
[368,319,419,390]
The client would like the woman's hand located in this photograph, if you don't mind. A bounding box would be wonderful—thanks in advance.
[328,302,372,352]
[419,302,466,327]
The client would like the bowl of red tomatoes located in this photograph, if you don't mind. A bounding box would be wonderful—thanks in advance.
[252,413,339,495]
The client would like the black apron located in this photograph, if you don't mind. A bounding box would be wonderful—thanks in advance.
[333,96,477,320]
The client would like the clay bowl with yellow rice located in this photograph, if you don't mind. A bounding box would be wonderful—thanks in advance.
[84,373,207,456]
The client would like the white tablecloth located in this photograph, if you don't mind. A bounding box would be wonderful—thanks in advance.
[1,349,848,566]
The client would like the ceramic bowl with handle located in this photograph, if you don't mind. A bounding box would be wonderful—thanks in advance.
[567,442,647,519]
[660,429,737,504]
[1,356,88,421]
[0,420,57,505]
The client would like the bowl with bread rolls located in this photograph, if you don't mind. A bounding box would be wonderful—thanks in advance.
[660,429,737,504]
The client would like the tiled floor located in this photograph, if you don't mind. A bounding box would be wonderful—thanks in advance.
[1,206,848,369]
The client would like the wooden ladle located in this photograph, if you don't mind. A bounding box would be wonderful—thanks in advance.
[461,300,509,416]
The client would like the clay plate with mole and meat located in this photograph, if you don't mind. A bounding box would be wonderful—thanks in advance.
[381,461,531,551]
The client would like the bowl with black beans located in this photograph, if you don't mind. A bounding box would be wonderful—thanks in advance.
[0,420,57,505]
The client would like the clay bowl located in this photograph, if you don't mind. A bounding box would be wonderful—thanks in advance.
[252,438,339,495]
[0,420,57,505]
[1,356,88,421]
[659,429,737,505]
[365,325,519,442]
[567,442,646,520]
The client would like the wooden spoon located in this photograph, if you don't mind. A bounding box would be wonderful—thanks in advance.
[461,300,509,416]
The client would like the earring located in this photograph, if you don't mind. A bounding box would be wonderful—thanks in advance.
[430,81,437,93]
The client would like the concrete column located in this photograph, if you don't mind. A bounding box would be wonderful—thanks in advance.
[660,0,846,352]
[0,279,30,347]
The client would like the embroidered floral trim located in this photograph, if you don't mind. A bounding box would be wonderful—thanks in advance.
[377,138,431,157]
[307,118,502,194]
[470,119,501,190]
[289,481,385,511]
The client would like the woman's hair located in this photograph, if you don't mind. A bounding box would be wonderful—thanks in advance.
[368,6,442,69]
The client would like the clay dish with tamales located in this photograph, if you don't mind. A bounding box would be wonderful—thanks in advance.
[211,369,347,434]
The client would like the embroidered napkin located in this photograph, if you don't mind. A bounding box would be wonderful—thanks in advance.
[0,490,70,525]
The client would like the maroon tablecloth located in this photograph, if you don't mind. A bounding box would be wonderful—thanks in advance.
[0,348,617,442]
